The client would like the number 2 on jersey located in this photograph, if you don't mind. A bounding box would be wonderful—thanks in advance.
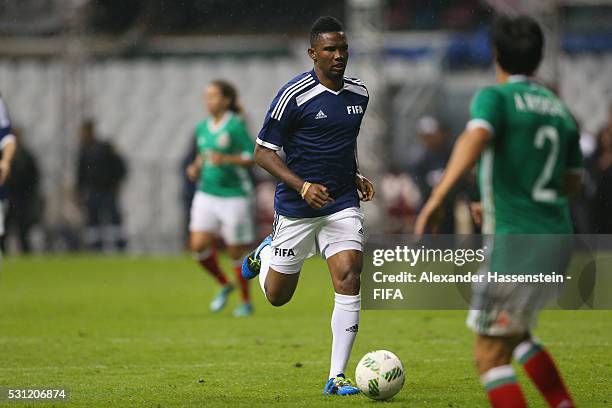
[532,126,559,203]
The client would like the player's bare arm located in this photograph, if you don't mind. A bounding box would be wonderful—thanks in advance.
[469,202,483,227]
[186,153,204,182]
[0,136,16,185]
[353,145,374,201]
[254,144,333,209]
[415,126,490,235]
[209,151,254,167]
[356,174,374,202]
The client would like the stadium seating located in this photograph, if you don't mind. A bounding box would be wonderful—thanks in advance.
[0,54,609,251]
[0,58,303,251]
[560,53,612,133]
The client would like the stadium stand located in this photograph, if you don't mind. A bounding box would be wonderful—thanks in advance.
[0,51,609,251]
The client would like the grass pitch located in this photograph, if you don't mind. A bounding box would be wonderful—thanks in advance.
[0,255,610,407]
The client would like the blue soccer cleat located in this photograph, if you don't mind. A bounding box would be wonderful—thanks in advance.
[323,374,361,396]
[209,284,234,312]
[241,235,272,280]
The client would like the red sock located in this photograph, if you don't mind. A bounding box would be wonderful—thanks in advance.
[196,247,229,286]
[482,365,527,408]
[514,340,575,408]
[234,260,250,302]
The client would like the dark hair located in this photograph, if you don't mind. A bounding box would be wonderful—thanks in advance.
[211,79,242,114]
[492,15,544,75]
[310,16,344,46]
[81,118,95,131]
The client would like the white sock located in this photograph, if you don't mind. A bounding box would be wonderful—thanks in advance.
[258,245,271,299]
[329,292,361,379]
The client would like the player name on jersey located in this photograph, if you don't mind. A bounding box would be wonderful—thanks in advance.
[514,92,565,116]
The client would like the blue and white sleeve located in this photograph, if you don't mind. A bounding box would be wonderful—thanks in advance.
[0,96,15,149]
[256,88,297,151]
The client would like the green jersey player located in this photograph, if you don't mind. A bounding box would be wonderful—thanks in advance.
[470,77,582,235]
[194,112,254,199]
[416,16,578,408]
[186,80,256,317]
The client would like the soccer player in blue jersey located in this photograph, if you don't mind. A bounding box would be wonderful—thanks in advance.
[241,16,375,396]
[0,93,17,252]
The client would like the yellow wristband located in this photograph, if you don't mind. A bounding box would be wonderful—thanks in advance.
[300,182,312,199]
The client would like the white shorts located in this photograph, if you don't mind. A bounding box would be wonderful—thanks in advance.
[270,207,365,274]
[189,191,255,246]
[466,272,561,336]
[466,236,570,336]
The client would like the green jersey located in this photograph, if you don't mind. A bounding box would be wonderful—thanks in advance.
[470,76,583,234]
[194,112,255,197]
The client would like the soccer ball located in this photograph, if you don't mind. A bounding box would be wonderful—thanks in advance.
[355,350,405,400]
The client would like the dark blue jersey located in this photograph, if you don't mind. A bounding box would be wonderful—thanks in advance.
[257,70,369,218]
[0,95,14,200]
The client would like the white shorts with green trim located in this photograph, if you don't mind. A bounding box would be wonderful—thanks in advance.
[189,191,255,246]
[466,235,570,336]
[270,207,364,274]
[466,277,559,336]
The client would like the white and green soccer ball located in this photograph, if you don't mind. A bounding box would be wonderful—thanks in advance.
[355,350,405,400]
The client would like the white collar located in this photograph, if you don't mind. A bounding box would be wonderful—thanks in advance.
[318,81,344,95]
[508,75,529,83]
[207,111,232,133]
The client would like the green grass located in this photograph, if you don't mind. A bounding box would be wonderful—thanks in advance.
[0,255,610,407]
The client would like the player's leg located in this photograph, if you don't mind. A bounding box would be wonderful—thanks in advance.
[324,249,362,396]
[261,266,300,306]
[226,244,253,316]
[474,333,528,408]
[220,196,257,316]
[242,214,315,306]
[468,279,532,408]
[467,247,538,408]
[477,333,575,408]
[107,192,127,251]
[318,207,364,396]
[191,230,234,312]
[189,192,233,311]
[467,282,573,407]
[512,240,575,408]
[514,335,575,407]
[84,191,103,250]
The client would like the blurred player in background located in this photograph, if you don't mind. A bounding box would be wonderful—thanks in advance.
[186,80,256,317]
[241,16,375,395]
[77,119,127,251]
[416,16,578,408]
[4,126,41,254]
[0,93,17,256]
[412,116,456,233]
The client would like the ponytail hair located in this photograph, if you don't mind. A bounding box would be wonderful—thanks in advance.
[211,79,242,114]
